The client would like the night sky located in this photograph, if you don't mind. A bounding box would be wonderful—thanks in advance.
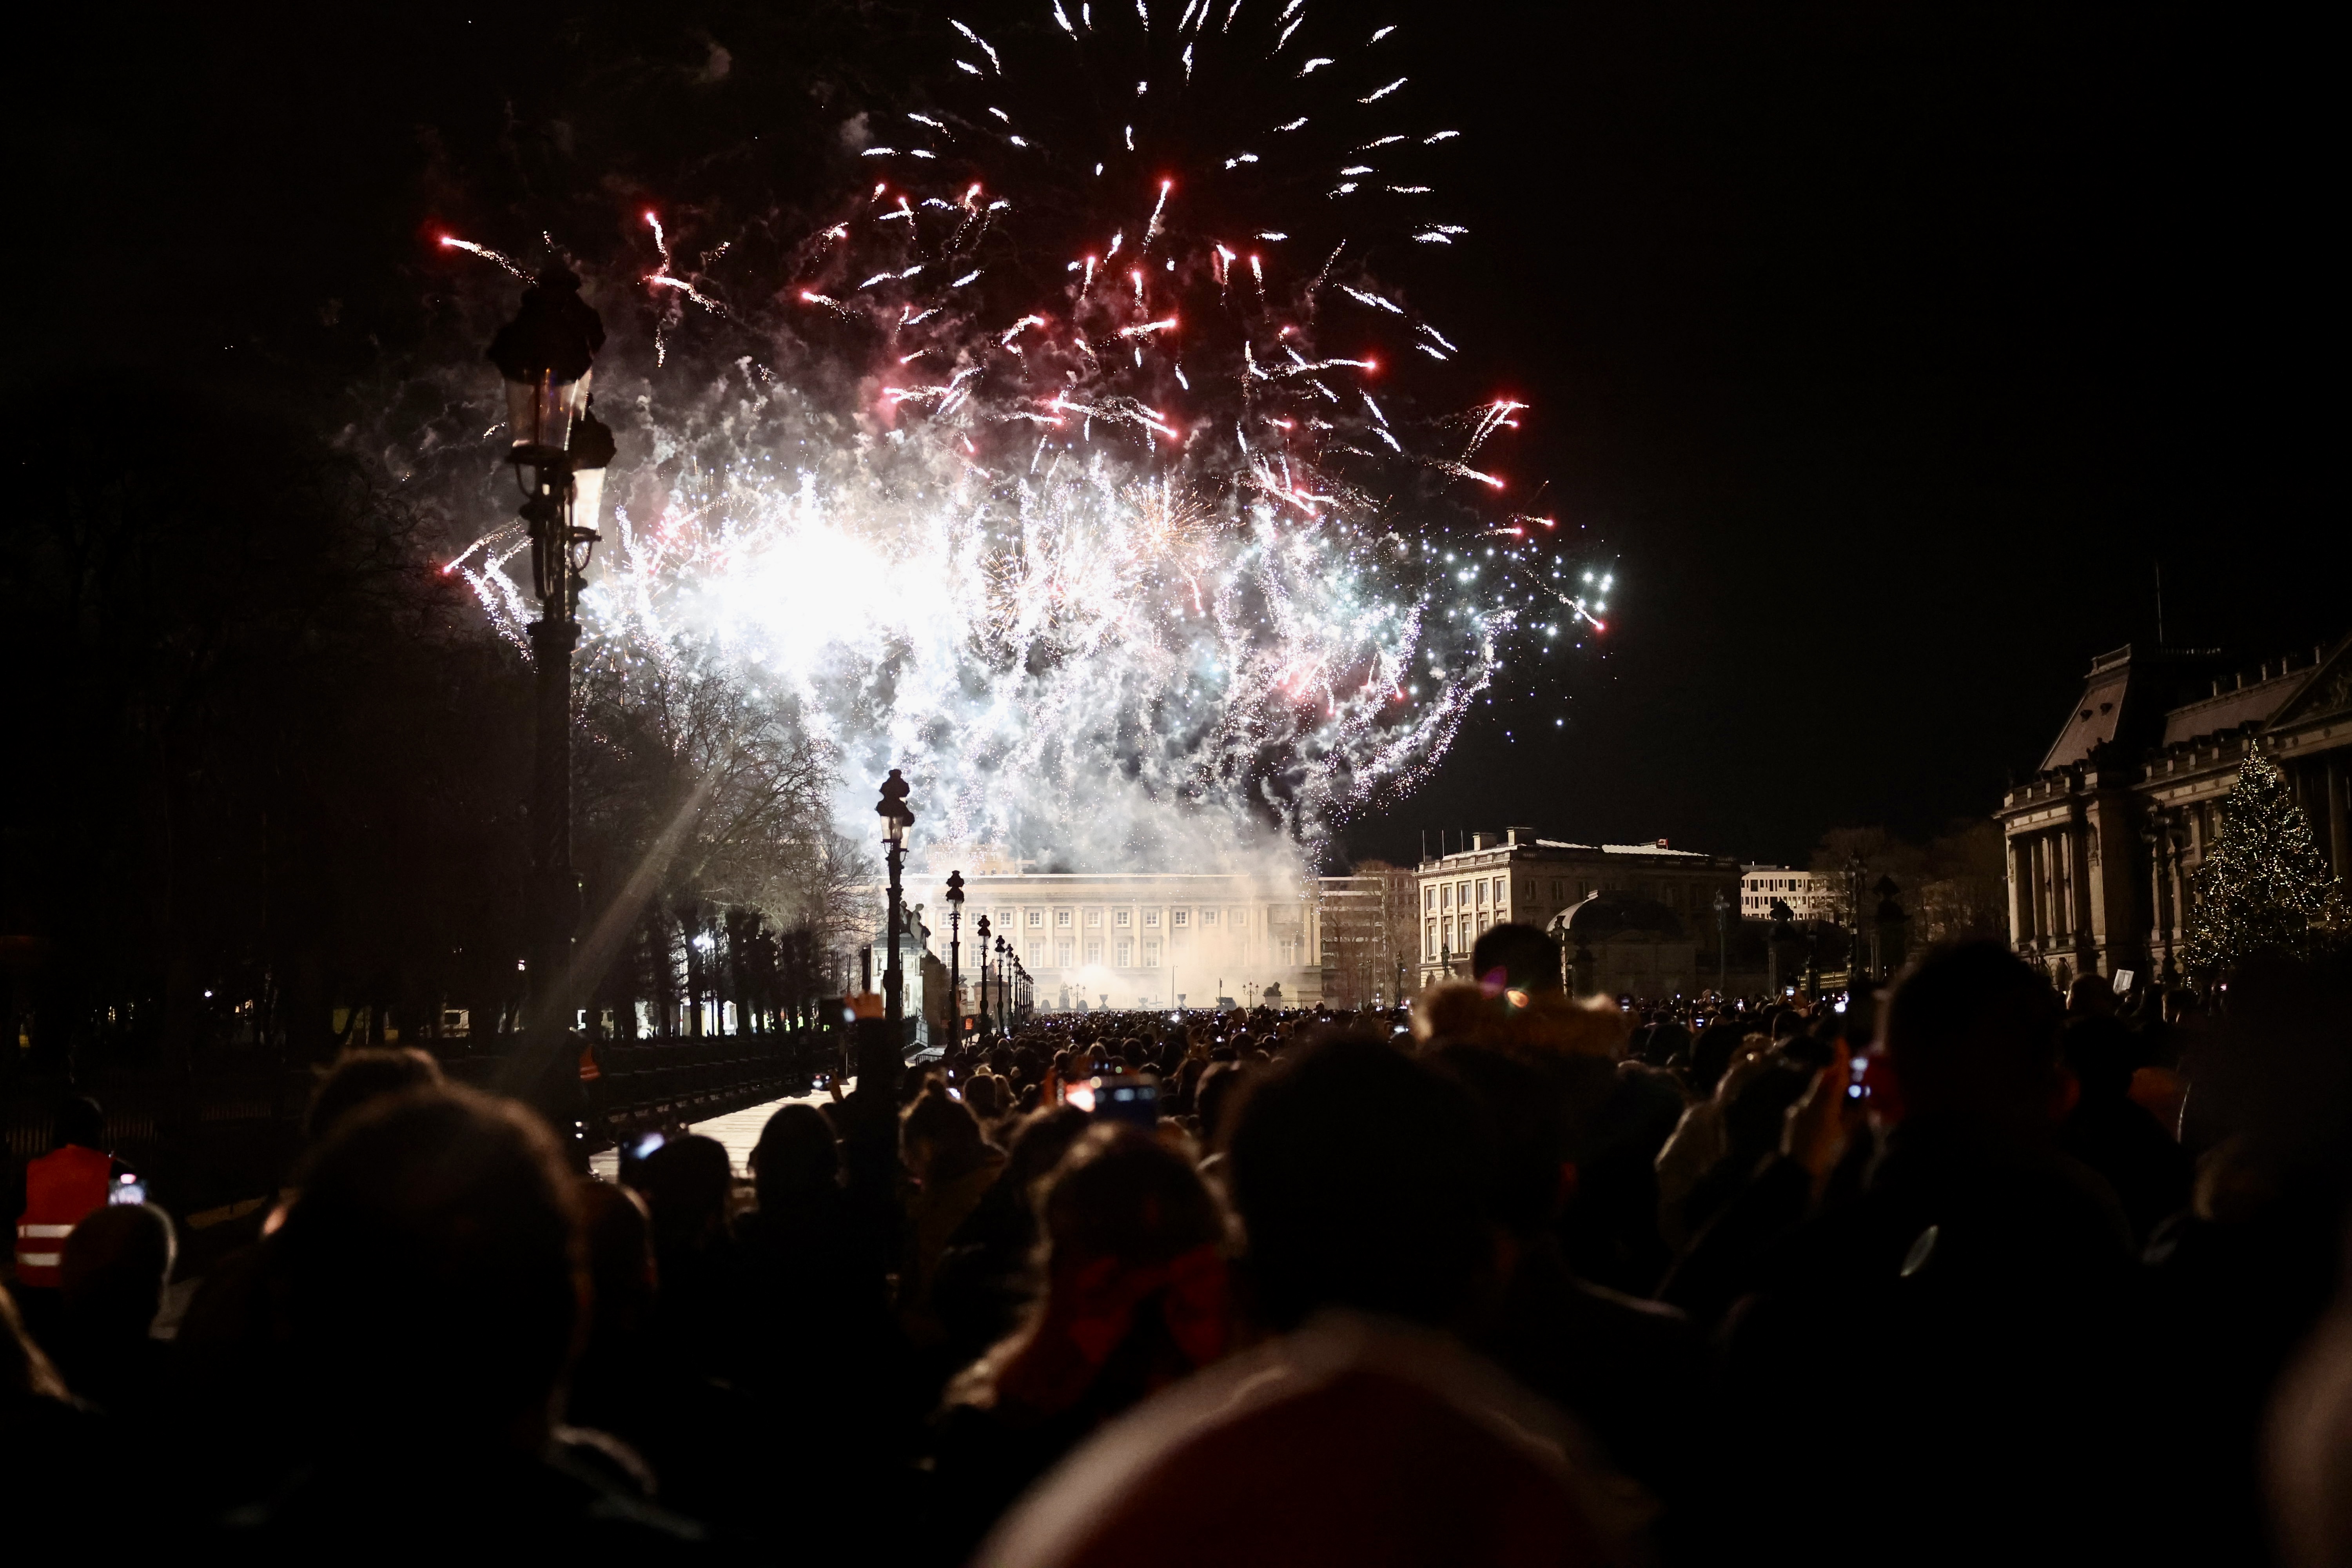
[11,0,2331,868]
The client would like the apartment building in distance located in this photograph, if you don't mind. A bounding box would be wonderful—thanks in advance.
[1740,865,1838,922]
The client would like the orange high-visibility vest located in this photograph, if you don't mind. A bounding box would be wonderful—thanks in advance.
[13,1145,113,1287]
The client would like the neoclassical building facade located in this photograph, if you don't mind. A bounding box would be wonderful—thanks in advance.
[1412,829,1743,990]
[954,871,1325,1013]
[1997,632,2352,987]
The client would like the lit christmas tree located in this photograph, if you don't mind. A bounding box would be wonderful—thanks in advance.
[2183,750,2346,975]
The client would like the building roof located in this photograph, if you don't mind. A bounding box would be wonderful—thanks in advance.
[2160,667,2307,747]
[2037,643,2228,772]
[1421,837,1721,867]
[2040,647,2141,771]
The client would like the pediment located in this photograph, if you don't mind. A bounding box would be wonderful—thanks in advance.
[2264,631,2352,730]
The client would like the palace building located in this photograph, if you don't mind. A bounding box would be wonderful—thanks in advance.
[1996,633,2352,988]
[1739,865,1837,922]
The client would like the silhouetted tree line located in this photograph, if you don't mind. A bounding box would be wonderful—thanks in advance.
[0,385,848,1081]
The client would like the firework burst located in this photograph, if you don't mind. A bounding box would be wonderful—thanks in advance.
[441,2,1612,869]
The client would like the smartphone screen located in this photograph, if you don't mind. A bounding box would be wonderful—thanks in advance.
[1846,1054,1870,1101]
[1087,1074,1160,1128]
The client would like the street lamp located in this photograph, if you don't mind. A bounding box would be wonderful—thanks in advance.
[1712,889,1729,996]
[875,769,915,1036]
[487,265,608,1043]
[974,914,992,1038]
[944,870,966,1042]
[995,936,1010,1035]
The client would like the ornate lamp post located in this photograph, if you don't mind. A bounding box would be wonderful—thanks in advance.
[944,870,966,1042]
[974,914,992,1038]
[994,936,1009,1036]
[1712,889,1730,996]
[1768,898,1793,996]
[488,265,611,1044]
[875,770,915,1036]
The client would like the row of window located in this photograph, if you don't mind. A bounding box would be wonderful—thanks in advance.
[994,907,1258,931]
[1011,936,1308,970]
[1429,875,1739,913]
[1424,911,1500,958]
[1424,876,1513,912]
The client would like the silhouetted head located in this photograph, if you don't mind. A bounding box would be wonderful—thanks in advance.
[1226,1035,1493,1331]
[1472,922,1564,996]
[1687,1020,1746,1097]
[1884,941,2064,1130]
[1041,1123,1227,1269]
[1001,1104,1094,1198]
[1194,1061,1251,1147]
[307,1046,444,1144]
[53,1095,105,1152]
[2062,1015,2137,1103]
[2066,973,2117,1018]
[633,1134,735,1256]
[61,1203,175,1342]
[575,1179,655,1344]
[964,1073,1008,1120]
[902,1078,987,1181]
[276,1087,583,1443]
[751,1104,839,1209]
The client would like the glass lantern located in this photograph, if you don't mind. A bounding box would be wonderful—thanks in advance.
[505,368,590,457]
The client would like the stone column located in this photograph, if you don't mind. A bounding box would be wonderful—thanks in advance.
[2007,833,2033,946]
[2068,820,2095,967]
[2052,827,2073,942]
[2024,835,2042,946]
[2034,833,2055,945]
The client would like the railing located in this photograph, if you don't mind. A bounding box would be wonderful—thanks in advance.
[2,1030,840,1216]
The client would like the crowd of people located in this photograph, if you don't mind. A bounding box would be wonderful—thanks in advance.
[8,926,2352,1563]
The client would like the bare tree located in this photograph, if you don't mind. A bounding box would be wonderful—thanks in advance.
[1809,827,1927,926]
[1808,820,2009,947]
[574,648,842,1002]
[1324,860,1420,1007]
[1916,819,2011,944]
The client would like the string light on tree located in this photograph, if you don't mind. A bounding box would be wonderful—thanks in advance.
[2182,749,2347,976]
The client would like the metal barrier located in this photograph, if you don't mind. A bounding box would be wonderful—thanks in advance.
[1,1031,835,1214]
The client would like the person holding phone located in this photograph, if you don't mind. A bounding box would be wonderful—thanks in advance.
[930,1127,1230,1566]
